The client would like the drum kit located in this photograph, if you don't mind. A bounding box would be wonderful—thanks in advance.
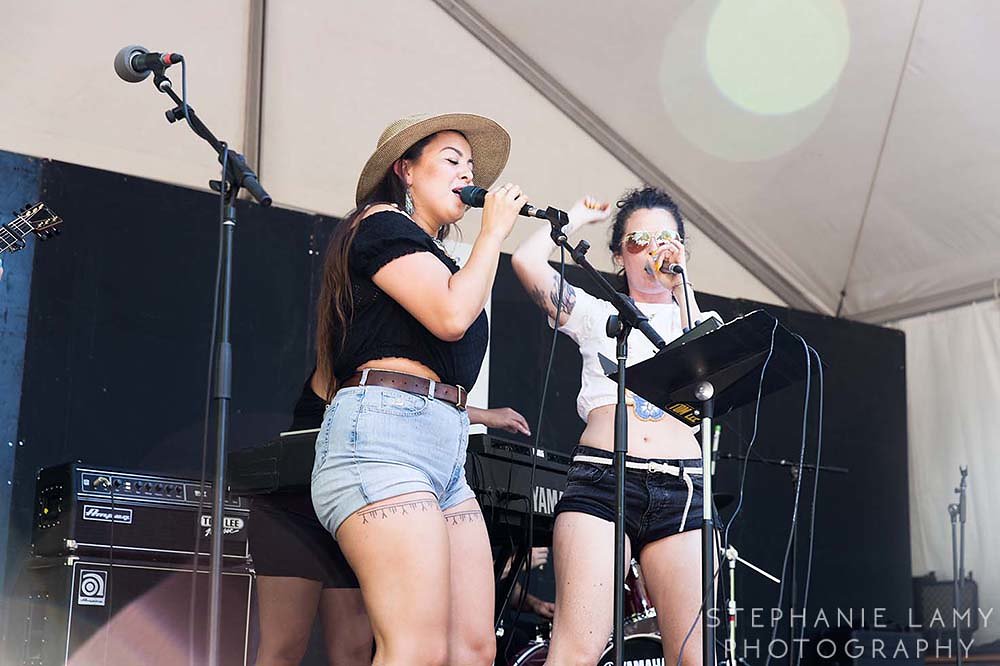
[508,559,665,665]
[507,541,779,666]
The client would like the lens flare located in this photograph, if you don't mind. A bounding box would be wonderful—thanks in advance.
[660,0,850,161]
[706,0,850,115]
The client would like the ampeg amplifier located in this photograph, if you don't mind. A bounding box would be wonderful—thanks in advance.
[3,556,252,666]
[31,462,249,562]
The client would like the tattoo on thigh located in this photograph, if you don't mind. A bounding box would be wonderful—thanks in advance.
[356,499,438,525]
[444,510,483,526]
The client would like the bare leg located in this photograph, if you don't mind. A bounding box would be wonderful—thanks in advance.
[255,576,323,666]
[544,512,631,666]
[639,529,710,666]
[442,498,495,666]
[318,587,373,666]
[336,492,450,666]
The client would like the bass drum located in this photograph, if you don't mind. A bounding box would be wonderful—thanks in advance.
[509,634,663,666]
[508,639,548,666]
[598,634,664,665]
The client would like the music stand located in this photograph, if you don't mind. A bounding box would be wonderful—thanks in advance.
[606,309,808,666]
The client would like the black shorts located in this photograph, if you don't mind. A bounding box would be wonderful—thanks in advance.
[553,445,705,553]
[248,492,359,588]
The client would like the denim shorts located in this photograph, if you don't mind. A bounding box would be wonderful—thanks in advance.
[310,386,475,538]
[553,445,705,553]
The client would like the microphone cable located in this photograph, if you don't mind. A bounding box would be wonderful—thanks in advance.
[763,333,815,666]
[501,244,568,660]
[723,318,779,547]
[795,344,825,666]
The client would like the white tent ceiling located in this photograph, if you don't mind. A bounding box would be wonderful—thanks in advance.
[437,0,1000,322]
[3,1,997,322]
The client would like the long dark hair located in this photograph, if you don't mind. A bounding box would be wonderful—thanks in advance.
[315,134,440,400]
[608,186,686,294]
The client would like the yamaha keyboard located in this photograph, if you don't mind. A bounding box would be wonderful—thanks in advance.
[465,435,569,544]
[228,431,569,544]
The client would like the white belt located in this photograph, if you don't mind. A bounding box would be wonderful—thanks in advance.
[572,454,703,533]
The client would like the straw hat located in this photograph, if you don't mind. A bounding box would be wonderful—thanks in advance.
[355,112,511,206]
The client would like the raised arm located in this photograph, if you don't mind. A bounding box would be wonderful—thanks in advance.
[510,196,610,327]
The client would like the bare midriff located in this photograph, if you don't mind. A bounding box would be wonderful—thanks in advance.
[579,404,702,459]
[356,357,441,382]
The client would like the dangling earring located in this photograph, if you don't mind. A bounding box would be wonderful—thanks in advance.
[403,188,415,216]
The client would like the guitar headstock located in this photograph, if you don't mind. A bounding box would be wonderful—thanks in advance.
[1,202,63,255]
[19,202,63,240]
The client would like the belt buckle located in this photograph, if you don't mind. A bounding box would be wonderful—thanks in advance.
[455,385,467,411]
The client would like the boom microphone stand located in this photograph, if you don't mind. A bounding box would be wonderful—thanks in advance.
[132,61,271,666]
[543,210,667,665]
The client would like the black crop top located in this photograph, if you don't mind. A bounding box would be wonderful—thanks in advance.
[331,210,489,390]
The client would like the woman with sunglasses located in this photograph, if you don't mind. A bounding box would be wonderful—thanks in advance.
[511,187,716,666]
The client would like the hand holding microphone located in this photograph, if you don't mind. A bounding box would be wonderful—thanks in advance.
[478,183,527,241]
[645,237,686,286]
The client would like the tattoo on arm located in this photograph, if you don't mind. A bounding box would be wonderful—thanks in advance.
[548,274,577,317]
[528,273,577,321]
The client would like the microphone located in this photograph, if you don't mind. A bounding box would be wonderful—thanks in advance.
[458,186,547,219]
[645,254,684,276]
[114,45,184,83]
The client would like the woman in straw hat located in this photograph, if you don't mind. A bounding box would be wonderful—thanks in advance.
[310,112,525,665]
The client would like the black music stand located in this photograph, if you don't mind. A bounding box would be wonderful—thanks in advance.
[605,309,808,666]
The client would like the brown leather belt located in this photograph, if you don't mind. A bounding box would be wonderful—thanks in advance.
[340,369,468,411]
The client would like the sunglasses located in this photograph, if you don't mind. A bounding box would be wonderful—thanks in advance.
[622,229,682,254]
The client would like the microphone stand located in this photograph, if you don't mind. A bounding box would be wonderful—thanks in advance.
[144,65,271,666]
[716,452,849,666]
[545,210,667,665]
[721,543,781,666]
[664,262,722,666]
[949,466,969,666]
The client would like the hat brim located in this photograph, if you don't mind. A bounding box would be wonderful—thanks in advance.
[355,113,511,206]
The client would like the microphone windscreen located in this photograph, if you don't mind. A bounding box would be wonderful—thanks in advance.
[458,186,488,207]
[114,45,150,83]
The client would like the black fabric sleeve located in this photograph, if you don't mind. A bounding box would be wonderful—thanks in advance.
[350,210,436,278]
[287,371,326,431]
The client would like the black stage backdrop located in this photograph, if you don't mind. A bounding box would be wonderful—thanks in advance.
[7,158,910,660]
[5,158,337,661]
